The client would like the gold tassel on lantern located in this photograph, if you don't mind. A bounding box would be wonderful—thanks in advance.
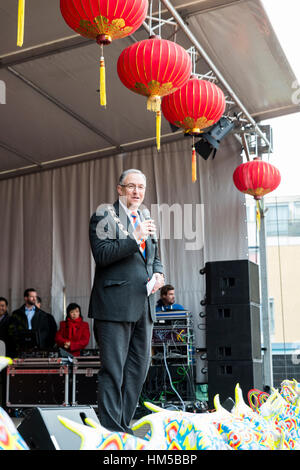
[256,200,261,232]
[17,0,25,47]
[192,142,197,182]
[147,95,161,112]
[99,50,107,107]
[156,110,161,151]
[146,95,161,150]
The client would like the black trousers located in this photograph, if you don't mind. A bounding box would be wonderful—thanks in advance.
[93,305,153,434]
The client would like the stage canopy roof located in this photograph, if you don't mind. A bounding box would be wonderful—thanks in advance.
[0,0,299,179]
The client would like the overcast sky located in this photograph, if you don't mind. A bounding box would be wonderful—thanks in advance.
[261,0,300,197]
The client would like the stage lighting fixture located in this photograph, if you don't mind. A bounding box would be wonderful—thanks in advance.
[246,125,273,155]
[194,117,235,160]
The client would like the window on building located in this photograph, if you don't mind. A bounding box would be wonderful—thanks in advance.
[294,202,300,220]
[291,202,300,237]
[265,204,289,236]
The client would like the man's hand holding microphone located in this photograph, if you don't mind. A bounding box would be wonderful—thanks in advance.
[133,218,156,242]
[133,209,165,294]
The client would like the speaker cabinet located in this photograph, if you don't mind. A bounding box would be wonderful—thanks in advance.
[206,303,261,361]
[18,406,99,450]
[204,260,260,305]
[7,367,69,407]
[207,360,263,408]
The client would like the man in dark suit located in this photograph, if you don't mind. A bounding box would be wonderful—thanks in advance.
[89,169,164,433]
[8,288,57,356]
[36,295,58,350]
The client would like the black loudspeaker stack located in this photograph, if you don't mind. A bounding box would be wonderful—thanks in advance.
[203,260,263,408]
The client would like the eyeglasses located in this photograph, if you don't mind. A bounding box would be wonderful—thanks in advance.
[120,184,146,191]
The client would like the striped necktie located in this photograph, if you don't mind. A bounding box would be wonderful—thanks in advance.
[131,211,146,259]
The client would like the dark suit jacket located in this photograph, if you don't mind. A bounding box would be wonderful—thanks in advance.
[0,313,10,347]
[88,200,164,322]
[8,305,57,355]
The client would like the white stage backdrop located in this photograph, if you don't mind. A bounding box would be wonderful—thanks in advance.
[0,136,247,381]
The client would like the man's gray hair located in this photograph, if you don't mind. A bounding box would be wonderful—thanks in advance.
[118,169,147,186]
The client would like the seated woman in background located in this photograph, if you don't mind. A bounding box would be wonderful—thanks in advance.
[55,303,90,356]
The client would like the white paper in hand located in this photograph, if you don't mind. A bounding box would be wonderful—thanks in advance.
[147,275,156,296]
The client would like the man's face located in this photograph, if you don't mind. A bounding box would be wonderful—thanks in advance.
[117,172,146,210]
[162,290,175,306]
[25,291,37,306]
[0,301,7,317]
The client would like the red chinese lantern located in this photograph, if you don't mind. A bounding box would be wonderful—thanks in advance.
[60,0,149,106]
[161,76,226,182]
[233,157,281,200]
[117,35,192,150]
[233,157,281,230]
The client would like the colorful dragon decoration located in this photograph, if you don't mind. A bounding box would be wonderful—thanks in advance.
[0,357,29,450]
[1,355,300,450]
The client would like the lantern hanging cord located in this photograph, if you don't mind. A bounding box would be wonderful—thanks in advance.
[255,204,258,265]
[149,0,153,35]
[256,200,261,232]
[156,109,161,151]
[17,0,25,47]
[158,0,162,37]
[99,44,107,107]
[192,135,197,183]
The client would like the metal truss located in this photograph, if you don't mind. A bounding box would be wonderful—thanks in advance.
[144,0,273,156]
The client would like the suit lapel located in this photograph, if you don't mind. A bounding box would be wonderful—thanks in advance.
[114,200,133,236]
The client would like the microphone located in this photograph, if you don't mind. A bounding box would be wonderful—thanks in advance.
[142,208,158,244]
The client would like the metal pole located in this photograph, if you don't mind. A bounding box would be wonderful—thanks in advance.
[241,133,251,162]
[63,287,67,320]
[259,200,273,389]
[160,0,272,152]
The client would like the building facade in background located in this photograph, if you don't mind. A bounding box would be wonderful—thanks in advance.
[247,195,300,386]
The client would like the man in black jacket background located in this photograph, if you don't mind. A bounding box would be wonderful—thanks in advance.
[8,288,57,356]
